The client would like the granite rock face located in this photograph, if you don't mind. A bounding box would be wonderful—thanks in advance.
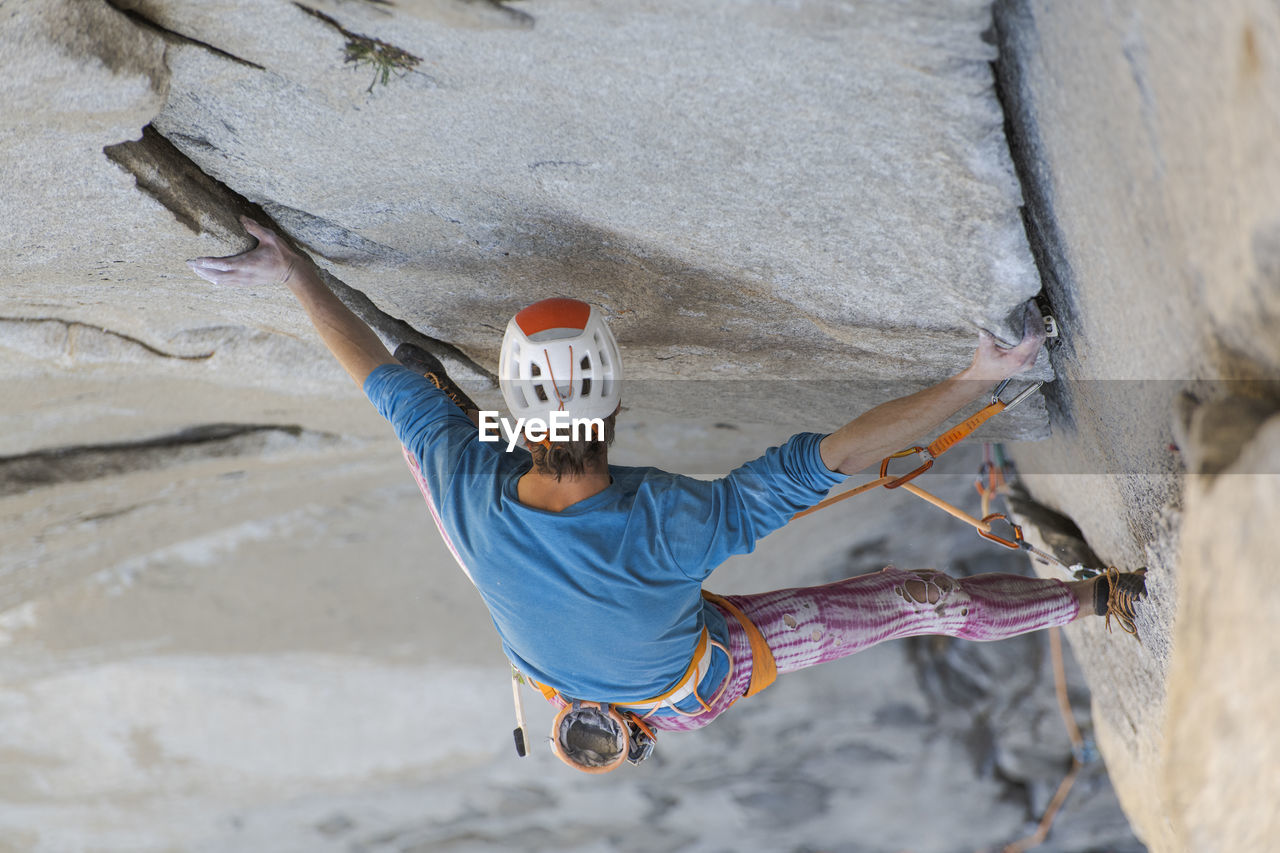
[996,1,1280,850]
[0,447,1142,853]
[5,0,1052,437]
[25,0,1280,849]
[1162,402,1280,853]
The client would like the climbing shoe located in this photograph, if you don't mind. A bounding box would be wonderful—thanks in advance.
[394,342,478,412]
[1093,567,1149,636]
[395,341,447,385]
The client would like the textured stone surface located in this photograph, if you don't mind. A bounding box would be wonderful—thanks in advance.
[0,448,1140,853]
[0,0,1210,849]
[1164,412,1280,853]
[996,0,1280,849]
[4,0,1053,437]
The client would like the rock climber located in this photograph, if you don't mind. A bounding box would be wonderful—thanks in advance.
[189,217,1149,774]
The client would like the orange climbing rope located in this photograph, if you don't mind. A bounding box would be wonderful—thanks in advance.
[974,445,1090,853]
[1001,626,1085,853]
[976,442,1008,518]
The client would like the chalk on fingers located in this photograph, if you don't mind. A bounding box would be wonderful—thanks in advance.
[189,258,232,271]
[189,265,221,284]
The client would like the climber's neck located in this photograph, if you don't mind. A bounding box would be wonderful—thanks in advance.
[516,458,611,512]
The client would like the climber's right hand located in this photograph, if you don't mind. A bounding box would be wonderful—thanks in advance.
[187,217,308,290]
[964,302,1046,384]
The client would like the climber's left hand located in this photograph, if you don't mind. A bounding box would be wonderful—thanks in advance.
[187,217,308,289]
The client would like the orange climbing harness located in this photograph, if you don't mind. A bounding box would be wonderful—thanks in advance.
[511,590,781,766]
[620,625,734,717]
[522,622,739,720]
[702,590,778,698]
[517,622,733,750]
[617,588,783,714]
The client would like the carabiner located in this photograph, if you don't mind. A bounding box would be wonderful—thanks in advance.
[991,379,1044,411]
[977,513,1025,550]
[880,446,934,489]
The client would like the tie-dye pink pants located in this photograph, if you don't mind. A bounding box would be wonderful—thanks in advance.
[645,567,1079,733]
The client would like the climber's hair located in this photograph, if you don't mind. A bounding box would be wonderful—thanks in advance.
[527,413,616,480]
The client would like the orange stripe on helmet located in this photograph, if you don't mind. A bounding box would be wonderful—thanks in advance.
[514,298,592,336]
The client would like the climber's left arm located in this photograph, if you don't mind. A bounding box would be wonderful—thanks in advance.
[188,217,395,386]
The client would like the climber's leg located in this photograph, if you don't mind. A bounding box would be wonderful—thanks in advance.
[612,567,1084,734]
[720,565,1079,674]
[1065,576,1098,620]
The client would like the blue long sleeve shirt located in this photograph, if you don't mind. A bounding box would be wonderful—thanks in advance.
[365,364,844,709]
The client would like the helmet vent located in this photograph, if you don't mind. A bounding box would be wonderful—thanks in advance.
[534,386,549,403]
[580,354,592,371]
[581,377,592,397]
[530,363,542,377]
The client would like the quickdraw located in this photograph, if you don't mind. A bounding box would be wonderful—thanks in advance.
[792,376,1125,848]
[879,377,1044,488]
[793,379,1071,572]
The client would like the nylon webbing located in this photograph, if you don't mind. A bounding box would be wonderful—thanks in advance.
[702,591,777,697]
[926,400,1006,457]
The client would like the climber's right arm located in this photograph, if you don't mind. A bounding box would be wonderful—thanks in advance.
[187,217,395,387]
[818,303,1045,476]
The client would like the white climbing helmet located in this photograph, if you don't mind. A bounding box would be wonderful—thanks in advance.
[498,298,622,424]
